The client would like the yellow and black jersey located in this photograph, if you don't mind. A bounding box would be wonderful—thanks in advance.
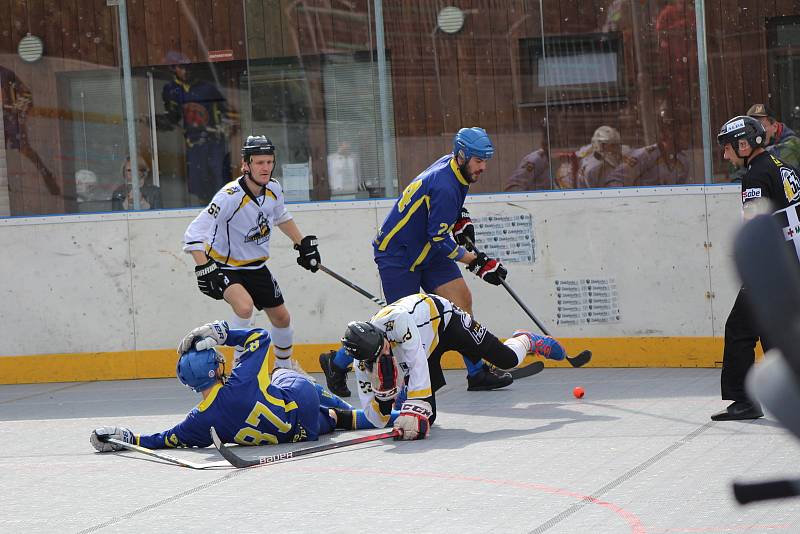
[183,176,292,269]
[353,293,454,428]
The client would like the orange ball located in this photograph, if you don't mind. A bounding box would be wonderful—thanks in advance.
[573,386,585,399]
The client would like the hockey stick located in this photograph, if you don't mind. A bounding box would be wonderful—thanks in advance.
[733,479,800,504]
[106,438,223,470]
[509,360,545,379]
[463,237,591,368]
[210,426,401,469]
[316,263,387,307]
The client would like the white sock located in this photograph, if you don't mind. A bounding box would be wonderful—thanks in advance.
[230,313,252,363]
[504,336,530,366]
[271,325,294,368]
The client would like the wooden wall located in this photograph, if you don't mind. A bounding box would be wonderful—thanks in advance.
[1,0,799,213]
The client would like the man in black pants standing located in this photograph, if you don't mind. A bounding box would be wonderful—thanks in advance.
[713,115,800,420]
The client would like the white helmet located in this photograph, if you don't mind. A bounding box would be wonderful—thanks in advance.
[591,126,622,166]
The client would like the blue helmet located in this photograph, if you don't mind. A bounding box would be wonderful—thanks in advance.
[453,127,494,161]
[176,348,224,392]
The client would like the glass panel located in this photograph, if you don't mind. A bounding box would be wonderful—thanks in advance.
[242,0,397,201]
[7,1,800,216]
[528,0,702,190]
[0,2,127,216]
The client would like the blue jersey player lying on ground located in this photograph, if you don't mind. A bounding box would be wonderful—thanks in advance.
[90,321,395,452]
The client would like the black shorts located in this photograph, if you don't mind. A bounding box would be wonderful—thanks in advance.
[427,306,518,391]
[221,265,285,310]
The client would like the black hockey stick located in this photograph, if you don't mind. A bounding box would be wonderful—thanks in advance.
[316,263,387,307]
[733,479,800,504]
[463,237,591,368]
[509,360,545,379]
[210,426,400,468]
[106,438,224,469]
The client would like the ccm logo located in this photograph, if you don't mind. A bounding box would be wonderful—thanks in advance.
[259,451,293,464]
[742,188,762,201]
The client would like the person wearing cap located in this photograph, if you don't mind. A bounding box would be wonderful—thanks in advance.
[182,135,321,373]
[159,51,238,205]
[712,115,800,420]
[747,103,800,171]
[319,127,513,398]
[89,321,381,452]
[575,125,630,188]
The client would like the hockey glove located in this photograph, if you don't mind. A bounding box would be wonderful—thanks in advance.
[90,426,136,452]
[453,207,476,249]
[393,399,433,441]
[177,320,230,355]
[369,353,402,403]
[467,252,507,286]
[195,260,230,300]
[294,235,321,272]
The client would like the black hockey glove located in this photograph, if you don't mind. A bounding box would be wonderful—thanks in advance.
[194,259,230,300]
[294,235,321,272]
[468,252,507,286]
[452,207,476,249]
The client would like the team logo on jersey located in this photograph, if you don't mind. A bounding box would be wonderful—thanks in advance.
[460,311,486,344]
[781,167,800,203]
[245,212,271,244]
[224,185,240,195]
[384,320,395,333]
[742,187,762,202]
[400,327,412,342]
[182,102,210,128]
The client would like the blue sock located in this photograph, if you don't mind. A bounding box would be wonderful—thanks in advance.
[315,382,354,410]
[464,355,484,376]
[332,346,353,371]
[353,409,400,429]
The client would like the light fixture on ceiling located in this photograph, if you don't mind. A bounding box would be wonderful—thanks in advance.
[437,6,465,35]
[18,33,44,63]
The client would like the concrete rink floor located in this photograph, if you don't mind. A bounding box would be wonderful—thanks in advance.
[2,368,800,534]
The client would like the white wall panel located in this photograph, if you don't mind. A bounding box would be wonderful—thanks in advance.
[0,186,744,357]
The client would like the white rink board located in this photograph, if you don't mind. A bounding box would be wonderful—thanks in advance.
[0,186,741,356]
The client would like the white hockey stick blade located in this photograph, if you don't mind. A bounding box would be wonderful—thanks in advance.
[106,438,228,469]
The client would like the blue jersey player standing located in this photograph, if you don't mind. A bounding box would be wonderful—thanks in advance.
[319,127,513,396]
[90,321,380,452]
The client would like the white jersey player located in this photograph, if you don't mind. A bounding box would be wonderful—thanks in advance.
[183,135,322,368]
[341,293,568,440]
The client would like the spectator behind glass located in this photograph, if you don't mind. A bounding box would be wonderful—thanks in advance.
[606,101,690,187]
[747,104,800,171]
[504,122,554,191]
[112,156,162,211]
[157,51,237,206]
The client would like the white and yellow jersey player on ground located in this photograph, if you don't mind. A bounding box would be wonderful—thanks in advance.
[341,293,568,440]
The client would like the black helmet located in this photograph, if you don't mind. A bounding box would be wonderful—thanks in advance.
[342,321,384,362]
[717,116,766,151]
[241,135,275,161]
